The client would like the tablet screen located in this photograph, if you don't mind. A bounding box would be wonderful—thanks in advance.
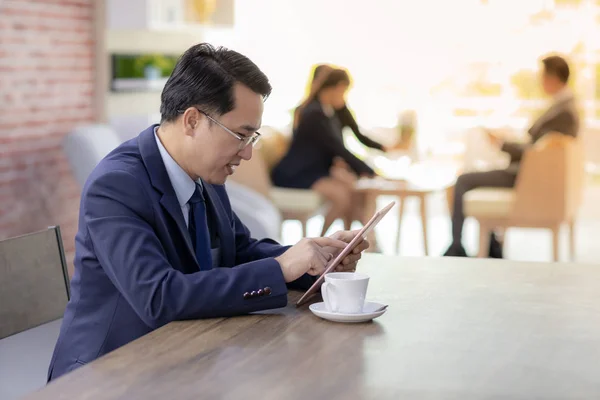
[295,201,395,307]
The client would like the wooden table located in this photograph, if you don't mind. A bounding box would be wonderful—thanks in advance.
[355,178,451,255]
[26,255,600,399]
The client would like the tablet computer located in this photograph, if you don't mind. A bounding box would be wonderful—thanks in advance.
[295,201,395,307]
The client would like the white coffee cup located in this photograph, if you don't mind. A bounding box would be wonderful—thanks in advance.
[321,272,369,314]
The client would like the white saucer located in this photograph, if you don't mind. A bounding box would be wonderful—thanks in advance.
[309,301,387,323]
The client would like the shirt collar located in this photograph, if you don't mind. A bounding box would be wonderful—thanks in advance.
[153,126,202,207]
[321,103,335,117]
[552,86,573,105]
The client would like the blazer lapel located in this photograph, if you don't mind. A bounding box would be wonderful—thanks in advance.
[529,95,574,137]
[158,194,197,267]
[138,125,199,271]
[203,183,236,268]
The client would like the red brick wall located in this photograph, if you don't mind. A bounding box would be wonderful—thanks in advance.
[0,0,96,273]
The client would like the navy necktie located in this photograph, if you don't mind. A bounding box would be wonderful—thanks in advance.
[188,184,212,271]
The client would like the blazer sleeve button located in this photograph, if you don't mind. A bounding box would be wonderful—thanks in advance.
[257,289,264,296]
[250,291,258,297]
[264,287,272,295]
[243,292,251,300]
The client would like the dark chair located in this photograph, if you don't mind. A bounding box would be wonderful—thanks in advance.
[0,226,70,339]
[0,226,70,399]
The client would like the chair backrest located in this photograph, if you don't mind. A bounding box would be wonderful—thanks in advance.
[229,145,275,199]
[0,227,70,339]
[225,181,282,241]
[229,132,286,199]
[258,127,291,171]
[63,124,123,187]
[229,127,291,199]
[511,133,584,223]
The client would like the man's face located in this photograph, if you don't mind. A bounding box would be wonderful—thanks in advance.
[541,71,561,96]
[183,83,263,184]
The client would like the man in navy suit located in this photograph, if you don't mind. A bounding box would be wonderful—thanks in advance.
[47,43,368,381]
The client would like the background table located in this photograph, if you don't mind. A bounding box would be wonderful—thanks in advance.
[26,255,600,400]
[355,178,451,254]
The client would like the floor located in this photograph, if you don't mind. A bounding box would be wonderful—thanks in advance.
[280,185,600,264]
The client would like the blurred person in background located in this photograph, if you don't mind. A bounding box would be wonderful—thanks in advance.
[305,64,394,182]
[444,55,580,258]
[297,64,390,153]
[271,68,377,237]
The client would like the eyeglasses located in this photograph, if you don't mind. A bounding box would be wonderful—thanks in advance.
[184,108,261,150]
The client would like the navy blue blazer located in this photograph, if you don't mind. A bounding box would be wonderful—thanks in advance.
[271,100,375,189]
[48,125,313,381]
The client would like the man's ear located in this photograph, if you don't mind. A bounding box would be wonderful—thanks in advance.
[181,107,200,134]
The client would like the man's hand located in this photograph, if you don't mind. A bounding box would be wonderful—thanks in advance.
[324,230,370,273]
[275,237,347,283]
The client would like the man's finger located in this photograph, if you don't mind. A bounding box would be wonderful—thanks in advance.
[316,247,334,264]
[336,262,357,272]
[312,237,348,249]
[331,229,361,243]
[311,242,329,266]
[352,240,365,253]
[308,257,327,276]
[343,253,361,265]
[352,239,369,253]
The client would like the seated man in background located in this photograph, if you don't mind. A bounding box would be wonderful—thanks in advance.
[47,43,368,381]
[444,55,580,258]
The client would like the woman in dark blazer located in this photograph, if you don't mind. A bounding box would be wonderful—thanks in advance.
[310,64,388,152]
[271,68,380,236]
